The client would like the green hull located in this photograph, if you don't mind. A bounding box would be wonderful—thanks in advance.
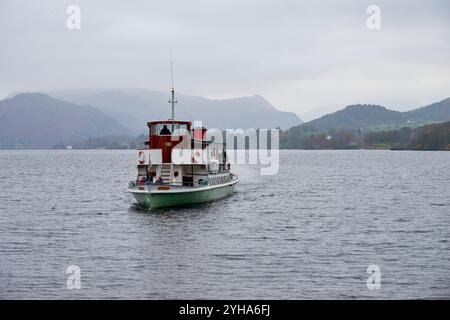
[132,184,236,209]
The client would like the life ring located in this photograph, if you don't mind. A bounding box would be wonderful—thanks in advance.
[138,150,145,165]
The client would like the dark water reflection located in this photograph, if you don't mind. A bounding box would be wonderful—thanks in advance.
[0,150,449,299]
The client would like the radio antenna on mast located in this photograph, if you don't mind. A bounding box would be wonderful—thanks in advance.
[170,59,174,88]
[169,58,177,120]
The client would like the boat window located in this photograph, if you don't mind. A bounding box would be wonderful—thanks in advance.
[151,123,189,136]
[159,125,171,135]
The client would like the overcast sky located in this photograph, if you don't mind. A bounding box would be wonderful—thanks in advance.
[0,0,449,119]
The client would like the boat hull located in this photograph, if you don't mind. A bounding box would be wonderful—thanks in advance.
[130,182,237,209]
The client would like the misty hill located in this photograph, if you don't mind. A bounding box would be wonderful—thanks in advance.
[296,97,450,132]
[302,104,406,131]
[0,93,130,149]
[407,97,450,122]
[49,88,302,132]
[280,97,450,149]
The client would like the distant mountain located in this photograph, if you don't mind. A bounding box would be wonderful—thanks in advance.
[0,93,130,149]
[294,97,450,132]
[407,97,450,122]
[49,88,302,132]
[302,104,407,131]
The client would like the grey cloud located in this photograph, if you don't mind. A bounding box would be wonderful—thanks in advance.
[0,0,449,116]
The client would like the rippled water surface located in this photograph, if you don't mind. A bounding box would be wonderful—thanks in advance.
[0,150,449,299]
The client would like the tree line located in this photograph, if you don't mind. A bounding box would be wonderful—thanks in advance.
[280,121,450,150]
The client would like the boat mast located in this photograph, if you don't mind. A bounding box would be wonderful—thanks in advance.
[168,59,177,180]
[169,59,177,121]
[170,88,175,120]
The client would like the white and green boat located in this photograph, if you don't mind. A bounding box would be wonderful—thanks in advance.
[128,87,238,209]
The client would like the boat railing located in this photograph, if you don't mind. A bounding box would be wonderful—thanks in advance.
[129,179,209,188]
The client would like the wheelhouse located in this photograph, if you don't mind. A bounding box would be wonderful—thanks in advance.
[147,120,192,164]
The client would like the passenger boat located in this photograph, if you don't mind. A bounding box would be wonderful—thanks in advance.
[128,87,239,208]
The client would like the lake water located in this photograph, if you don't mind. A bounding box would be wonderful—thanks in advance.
[0,150,449,299]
